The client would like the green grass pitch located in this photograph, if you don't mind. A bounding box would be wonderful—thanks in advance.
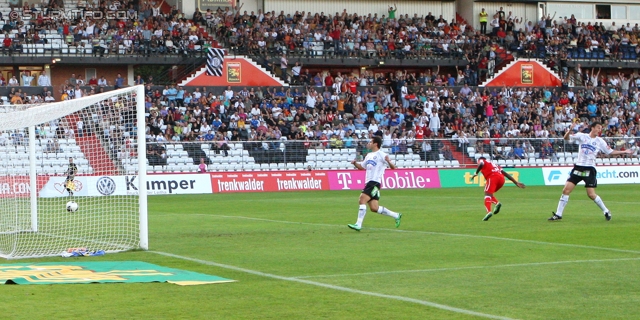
[1,185,640,319]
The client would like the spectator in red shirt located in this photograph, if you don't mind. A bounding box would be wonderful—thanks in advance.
[415,125,424,140]
[348,79,357,93]
[3,37,12,54]
[325,73,334,88]
[496,28,506,44]
[558,94,570,106]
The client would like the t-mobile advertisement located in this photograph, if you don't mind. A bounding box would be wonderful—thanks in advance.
[210,169,441,193]
[327,169,441,190]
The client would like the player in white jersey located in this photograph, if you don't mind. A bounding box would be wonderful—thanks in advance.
[347,136,402,231]
[549,122,632,221]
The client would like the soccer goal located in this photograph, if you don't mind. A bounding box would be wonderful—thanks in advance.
[0,85,147,259]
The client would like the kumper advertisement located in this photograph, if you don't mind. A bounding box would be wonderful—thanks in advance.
[39,174,213,197]
[438,168,545,188]
[542,166,640,186]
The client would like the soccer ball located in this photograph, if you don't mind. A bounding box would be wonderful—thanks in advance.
[66,201,78,212]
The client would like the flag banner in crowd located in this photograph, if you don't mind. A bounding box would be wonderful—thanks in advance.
[206,48,226,76]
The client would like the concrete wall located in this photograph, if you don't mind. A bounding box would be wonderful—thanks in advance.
[49,65,129,99]
[458,2,537,33]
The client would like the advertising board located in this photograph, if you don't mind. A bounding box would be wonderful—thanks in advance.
[542,166,640,185]
[438,168,545,188]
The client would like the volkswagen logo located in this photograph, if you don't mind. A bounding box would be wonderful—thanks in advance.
[96,177,116,196]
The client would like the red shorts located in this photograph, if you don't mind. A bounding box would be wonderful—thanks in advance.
[484,175,505,194]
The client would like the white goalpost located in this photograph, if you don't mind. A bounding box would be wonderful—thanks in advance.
[0,85,147,259]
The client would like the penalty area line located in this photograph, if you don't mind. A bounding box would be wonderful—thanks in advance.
[150,250,517,320]
[168,214,640,256]
[293,257,640,279]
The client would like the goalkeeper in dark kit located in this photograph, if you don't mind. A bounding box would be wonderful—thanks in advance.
[65,157,78,197]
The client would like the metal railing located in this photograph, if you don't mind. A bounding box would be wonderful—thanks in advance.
[139,136,640,173]
[221,38,468,60]
[0,42,210,58]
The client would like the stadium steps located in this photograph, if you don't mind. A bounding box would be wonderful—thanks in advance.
[478,58,562,87]
[441,140,474,167]
[491,44,515,75]
[160,1,172,14]
[185,143,209,165]
[74,135,118,176]
[455,13,473,32]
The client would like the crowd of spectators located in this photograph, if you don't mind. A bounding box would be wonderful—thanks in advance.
[3,3,640,163]
[210,6,501,84]
[138,70,640,161]
[2,0,213,56]
[5,68,640,163]
[209,5,640,85]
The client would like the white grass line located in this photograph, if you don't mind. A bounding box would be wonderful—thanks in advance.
[150,251,517,320]
[294,257,640,279]
[164,214,640,256]
[389,195,640,205]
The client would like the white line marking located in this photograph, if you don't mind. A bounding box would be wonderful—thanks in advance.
[389,195,640,205]
[150,251,517,320]
[157,214,640,255]
[293,257,640,279]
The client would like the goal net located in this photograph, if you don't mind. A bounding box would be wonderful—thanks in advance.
[0,85,147,259]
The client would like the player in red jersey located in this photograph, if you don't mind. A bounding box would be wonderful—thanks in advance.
[471,157,526,221]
